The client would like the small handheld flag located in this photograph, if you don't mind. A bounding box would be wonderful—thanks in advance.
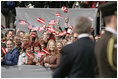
[58,30,67,36]
[42,48,50,55]
[56,12,63,18]
[1,47,7,55]
[39,25,46,32]
[61,6,68,13]
[28,25,39,31]
[37,17,45,24]
[18,19,26,25]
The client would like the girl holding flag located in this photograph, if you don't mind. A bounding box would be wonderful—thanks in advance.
[18,42,35,65]
[40,40,60,69]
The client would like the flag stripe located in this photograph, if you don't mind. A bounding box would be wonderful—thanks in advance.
[39,25,46,32]
[42,48,50,55]
[1,47,7,55]
[47,27,55,33]
[37,19,45,24]
[58,30,67,36]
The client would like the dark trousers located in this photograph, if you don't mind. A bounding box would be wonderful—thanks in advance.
[5,10,15,28]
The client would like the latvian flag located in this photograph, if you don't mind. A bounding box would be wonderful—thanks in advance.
[47,27,56,34]
[18,19,26,25]
[42,48,50,55]
[39,25,46,32]
[58,30,67,36]
[61,6,68,13]
[28,25,39,31]
[37,17,45,24]
[1,47,7,55]
[56,12,62,18]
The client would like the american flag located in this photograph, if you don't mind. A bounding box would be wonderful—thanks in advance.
[36,51,45,58]
[18,19,26,25]
[28,25,39,31]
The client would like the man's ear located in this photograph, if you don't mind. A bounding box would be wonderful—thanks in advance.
[111,15,117,30]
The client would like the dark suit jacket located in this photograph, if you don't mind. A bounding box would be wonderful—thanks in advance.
[2,48,19,65]
[53,37,95,78]
[95,31,117,78]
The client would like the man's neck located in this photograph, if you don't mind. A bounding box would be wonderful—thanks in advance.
[78,33,90,39]
[105,26,117,35]
[106,24,116,32]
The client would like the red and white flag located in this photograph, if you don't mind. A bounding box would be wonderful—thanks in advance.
[1,47,7,55]
[28,25,39,31]
[2,40,6,43]
[39,25,46,32]
[26,52,32,58]
[1,25,5,30]
[67,25,73,34]
[36,51,44,58]
[18,19,27,25]
[61,6,68,13]
[47,27,56,34]
[58,30,67,36]
[37,17,45,24]
[42,48,50,55]
[31,33,36,38]
[56,12,63,18]
[70,25,73,29]
[98,35,102,38]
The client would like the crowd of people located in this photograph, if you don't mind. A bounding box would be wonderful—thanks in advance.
[1,1,117,78]
[1,15,98,67]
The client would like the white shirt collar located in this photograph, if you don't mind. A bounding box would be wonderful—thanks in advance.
[105,27,117,35]
[78,33,90,39]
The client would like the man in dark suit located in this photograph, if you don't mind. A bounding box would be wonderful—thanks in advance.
[53,16,95,78]
[95,2,117,78]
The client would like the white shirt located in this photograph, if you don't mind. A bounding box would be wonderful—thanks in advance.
[18,53,27,65]
[78,33,90,39]
[105,27,117,35]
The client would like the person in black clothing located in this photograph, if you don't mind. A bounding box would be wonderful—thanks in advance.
[53,16,95,78]
[1,1,16,28]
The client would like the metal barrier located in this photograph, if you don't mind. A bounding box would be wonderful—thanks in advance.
[1,65,53,78]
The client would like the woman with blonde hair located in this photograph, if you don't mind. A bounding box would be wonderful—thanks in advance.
[46,39,57,55]
[56,41,63,54]
[40,39,60,69]
[21,33,30,48]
